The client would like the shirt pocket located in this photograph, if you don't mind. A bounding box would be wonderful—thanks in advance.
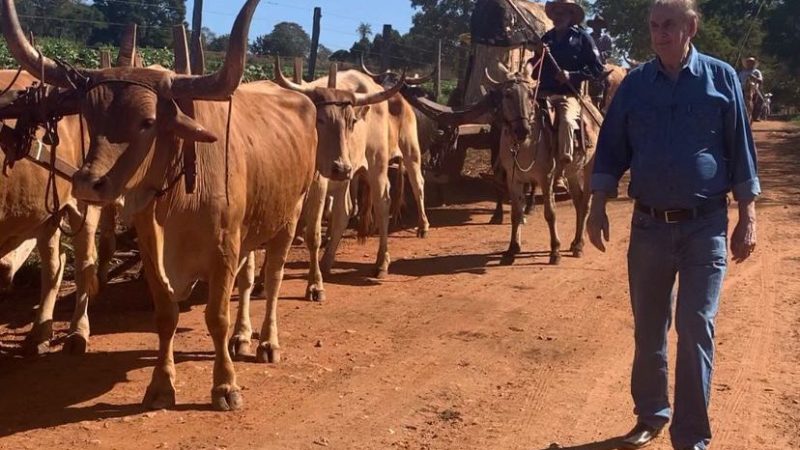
[627,108,658,149]
[684,103,723,148]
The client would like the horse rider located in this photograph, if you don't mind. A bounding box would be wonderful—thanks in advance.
[738,56,765,120]
[588,15,613,64]
[529,0,604,191]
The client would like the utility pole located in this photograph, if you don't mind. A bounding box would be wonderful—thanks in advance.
[380,24,392,72]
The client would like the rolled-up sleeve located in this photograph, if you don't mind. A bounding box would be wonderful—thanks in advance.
[724,68,761,202]
[591,78,631,194]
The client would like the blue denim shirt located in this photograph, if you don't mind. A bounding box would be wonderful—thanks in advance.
[539,26,605,96]
[591,47,761,209]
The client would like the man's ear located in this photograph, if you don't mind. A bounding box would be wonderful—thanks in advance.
[159,99,218,143]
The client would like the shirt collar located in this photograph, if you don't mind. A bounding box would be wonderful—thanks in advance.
[647,44,701,82]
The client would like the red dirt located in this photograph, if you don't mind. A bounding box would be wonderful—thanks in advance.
[1,121,798,450]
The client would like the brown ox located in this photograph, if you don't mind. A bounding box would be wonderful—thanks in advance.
[225,66,405,360]
[0,70,102,355]
[1,0,315,410]
[274,67,429,279]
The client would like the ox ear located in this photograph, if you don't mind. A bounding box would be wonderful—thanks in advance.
[355,105,370,122]
[159,99,218,143]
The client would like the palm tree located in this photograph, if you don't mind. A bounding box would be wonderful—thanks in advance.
[357,23,373,42]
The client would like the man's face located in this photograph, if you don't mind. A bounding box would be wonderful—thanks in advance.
[649,4,697,65]
[550,8,573,30]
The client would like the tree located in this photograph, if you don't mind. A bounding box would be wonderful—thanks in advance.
[250,22,310,57]
[90,0,186,47]
[206,33,229,52]
[357,23,373,41]
[408,0,473,49]
[16,0,106,44]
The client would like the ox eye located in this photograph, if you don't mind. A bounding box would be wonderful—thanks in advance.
[140,118,156,130]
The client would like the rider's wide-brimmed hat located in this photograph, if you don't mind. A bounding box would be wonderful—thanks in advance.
[744,57,757,64]
[545,0,586,26]
[587,15,607,29]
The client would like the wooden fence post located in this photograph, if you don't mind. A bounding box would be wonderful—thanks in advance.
[307,7,322,81]
[99,50,112,68]
[380,24,392,72]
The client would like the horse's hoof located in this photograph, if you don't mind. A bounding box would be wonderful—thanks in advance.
[501,252,516,266]
[417,228,428,239]
[255,342,281,364]
[62,333,88,355]
[211,385,243,412]
[549,253,562,265]
[489,213,503,225]
[228,336,253,361]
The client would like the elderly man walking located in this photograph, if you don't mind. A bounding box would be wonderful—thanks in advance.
[587,1,759,449]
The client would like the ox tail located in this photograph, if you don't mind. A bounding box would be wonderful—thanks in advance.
[389,157,406,230]
[356,173,373,244]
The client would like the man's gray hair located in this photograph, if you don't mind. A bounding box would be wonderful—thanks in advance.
[651,0,701,22]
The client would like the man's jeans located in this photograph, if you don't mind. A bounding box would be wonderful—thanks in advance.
[627,208,728,450]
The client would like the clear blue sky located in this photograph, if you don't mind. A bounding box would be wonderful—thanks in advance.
[190,0,417,53]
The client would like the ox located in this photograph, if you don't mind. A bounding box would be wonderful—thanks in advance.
[274,67,429,279]
[0,70,102,355]
[226,63,405,359]
[2,0,314,410]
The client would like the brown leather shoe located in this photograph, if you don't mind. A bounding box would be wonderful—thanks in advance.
[620,423,663,449]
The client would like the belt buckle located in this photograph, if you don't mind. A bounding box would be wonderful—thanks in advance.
[664,209,681,224]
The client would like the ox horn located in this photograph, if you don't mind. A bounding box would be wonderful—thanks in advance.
[359,53,389,82]
[352,70,405,107]
[403,66,436,86]
[273,56,316,95]
[117,23,138,67]
[484,68,502,87]
[403,90,496,127]
[168,0,260,100]
[0,0,88,87]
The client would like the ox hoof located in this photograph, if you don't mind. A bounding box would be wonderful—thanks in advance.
[228,336,253,361]
[569,242,584,258]
[500,252,516,266]
[22,337,51,356]
[489,212,503,225]
[143,384,176,410]
[305,285,326,302]
[255,342,281,364]
[374,268,389,279]
[62,333,88,355]
[417,228,429,239]
[549,253,562,265]
[212,386,243,412]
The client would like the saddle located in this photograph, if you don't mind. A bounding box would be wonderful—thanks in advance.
[537,97,594,158]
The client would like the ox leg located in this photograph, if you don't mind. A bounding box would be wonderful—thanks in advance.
[0,238,36,291]
[567,170,589,258]
[140,251,179,410]
[542,176,562,265]
[402,151,430,238]
[372,173,392,279]
[229,252,255,361]
[23,225,64,356]
[97,204,118,290]
[206,258,243,411]
[502,178,526,265]
[305,175,327,301]
[62,204,101,354]
[320,181,351,276]
[257,201,302,364]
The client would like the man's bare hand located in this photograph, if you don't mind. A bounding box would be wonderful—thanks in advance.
[587,193,610,253]
[731,199,757,263]
[556,69,570,85]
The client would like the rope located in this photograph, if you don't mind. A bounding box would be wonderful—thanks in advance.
[509,49,547,179]
[225,97,233,206]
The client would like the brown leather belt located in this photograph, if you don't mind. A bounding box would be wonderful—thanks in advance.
[0,124,78,179]
[635,198,727,224]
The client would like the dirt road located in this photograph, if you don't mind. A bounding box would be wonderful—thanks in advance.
[1,121,798,450]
